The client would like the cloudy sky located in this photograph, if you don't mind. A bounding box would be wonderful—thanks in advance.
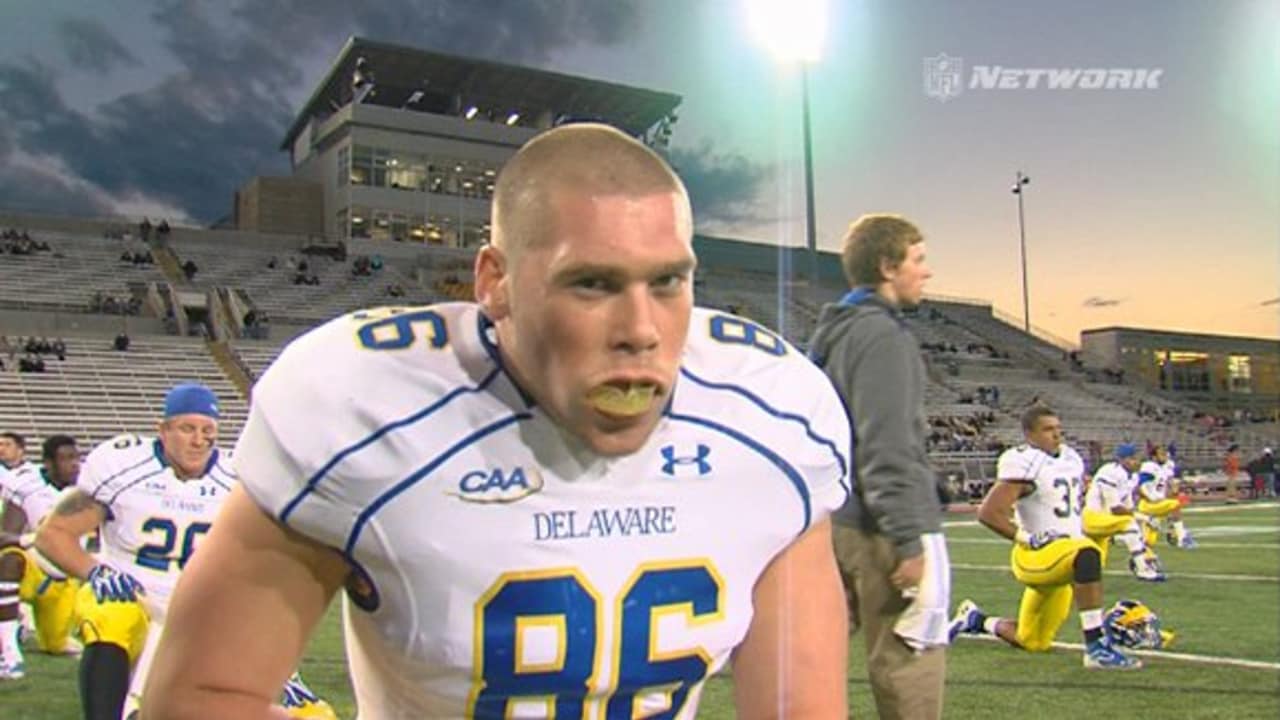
[0,0,1275,341]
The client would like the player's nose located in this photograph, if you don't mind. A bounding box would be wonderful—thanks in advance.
[609,285,660,353]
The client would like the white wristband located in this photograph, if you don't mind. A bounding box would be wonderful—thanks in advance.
[1014,528,1031,547]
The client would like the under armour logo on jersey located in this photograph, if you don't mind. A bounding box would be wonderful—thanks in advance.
[661,444,712,477]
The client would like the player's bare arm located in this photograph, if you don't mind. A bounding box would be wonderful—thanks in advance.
[731,518,848,719]
[34,488,107,579]
[977,480,1030,541]
[140,485,348,720]
[0,499,26,548]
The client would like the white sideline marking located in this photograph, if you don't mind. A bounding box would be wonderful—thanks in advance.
[960,634,1280,670]
[944,501,1279,528]
[946,538,1280,550]
[951,562,1278,584]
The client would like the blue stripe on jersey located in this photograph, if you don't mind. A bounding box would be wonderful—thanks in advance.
[668,412,813,532]
[104,467,167,507]
[343,412,531,555]
[89,454,155,500]
[280,368,502,524]
[208,466,234,492]
[678,367,850,497]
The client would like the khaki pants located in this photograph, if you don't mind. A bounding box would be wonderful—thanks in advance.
[833,525,946,720]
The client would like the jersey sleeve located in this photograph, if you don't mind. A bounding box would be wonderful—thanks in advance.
[681,309,851,534]
[234,322,366,553]
[791,356,853,525]
[1,466,56,526]
[996,448,1036,483]
[234,307,472,554]
[1091,467,1126,508]
[75,436,144,503]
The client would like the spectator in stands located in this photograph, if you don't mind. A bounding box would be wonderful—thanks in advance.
[807,213,950,718]
[139,217,152,243]
[18,354,45,373]
[267,256,278,270]
[113,333,130,352]
[1248,448,1275,499]
[1224,444,1242,503]
[370,253,383,271]
[157,219,171,239]
[181,259,199,281]
[52,338,65,361]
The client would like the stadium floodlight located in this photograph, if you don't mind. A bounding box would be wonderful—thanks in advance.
[746,0,827,288]
[1012,171,1032,333]
[746,0,827,65]
[505,111,520,126]
[464,105,479,120]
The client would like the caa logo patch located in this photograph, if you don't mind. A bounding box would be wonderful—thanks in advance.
[451,466,544,503]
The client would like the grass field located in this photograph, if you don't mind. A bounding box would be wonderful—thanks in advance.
[3,503,1277,718]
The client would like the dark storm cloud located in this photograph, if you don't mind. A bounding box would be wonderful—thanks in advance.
[0,155,115,218]
[0,1,644,222]
[668,143,772,226]
[1082,296,1125,308]
[57,17,140,74]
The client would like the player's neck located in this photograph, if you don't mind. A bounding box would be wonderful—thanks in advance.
[873,282,901,308]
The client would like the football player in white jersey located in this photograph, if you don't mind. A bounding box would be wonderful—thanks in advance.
[1083,443,1164,582]
[1138,444,1194,548]
[950,405,1141,669]
[144,123,853,719]
[0,431,38,476]
[1,434,83,678]
[35,384,336,720]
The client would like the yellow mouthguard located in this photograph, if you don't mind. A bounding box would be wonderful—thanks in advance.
[587,383,657,417]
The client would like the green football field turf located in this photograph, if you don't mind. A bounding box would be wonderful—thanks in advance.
[3,503,1277,718]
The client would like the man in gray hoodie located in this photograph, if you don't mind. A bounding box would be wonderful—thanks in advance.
[807,214,950,719]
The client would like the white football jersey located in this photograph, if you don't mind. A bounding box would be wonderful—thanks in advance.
[1138,459,1175,501]
[77,435,235,622]
[236,303,851,718]
[1085,461,1136,513]
[0,463,62,530]
[996,443,1086,537]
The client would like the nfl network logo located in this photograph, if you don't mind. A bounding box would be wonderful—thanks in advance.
[923,53,964,102]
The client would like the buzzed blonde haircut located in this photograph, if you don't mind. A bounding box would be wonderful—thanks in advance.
[840,214,924,287]
[491,123,691,258]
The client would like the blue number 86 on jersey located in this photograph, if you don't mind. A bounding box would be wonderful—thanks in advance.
[467,560,724,719]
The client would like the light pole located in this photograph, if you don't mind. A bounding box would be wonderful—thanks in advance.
[800,65,818,289]
[1011,171,1031,333]
[747,0,827,289]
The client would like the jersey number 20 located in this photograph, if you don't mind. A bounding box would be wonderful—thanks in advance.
[135,518,212,571]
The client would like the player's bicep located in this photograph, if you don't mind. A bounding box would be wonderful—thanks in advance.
[978,480,1027,526]
[143,485,348,715]
[39,488,106,537]
[1,499,25,535]
[732,518,847,719]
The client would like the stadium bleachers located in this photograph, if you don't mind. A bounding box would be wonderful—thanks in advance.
[0,335,247,454]
[0,223,1273,480]
[0,232,165,314]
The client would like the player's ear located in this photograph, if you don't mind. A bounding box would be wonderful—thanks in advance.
[474,244,511,320]
[878,256,899,283]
